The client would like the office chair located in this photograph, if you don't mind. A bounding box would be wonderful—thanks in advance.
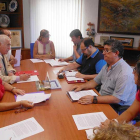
[30,43,34,58]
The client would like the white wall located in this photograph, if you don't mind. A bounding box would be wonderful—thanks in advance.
[81,0,140,48]
[23,0,30,48]
[23,0,140,48]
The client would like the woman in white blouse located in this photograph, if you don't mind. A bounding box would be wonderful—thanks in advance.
[33,29,55,59]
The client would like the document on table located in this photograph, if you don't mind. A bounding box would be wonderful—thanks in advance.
[67,90,98,101]
[85,129,97,140]
[30,59,44,63]
[17,75,39,83]
[66,76,84,81]
[16,91,51,103]
[0,117,44,140]
[72,112,108,130]
[65,71,78,77]
[44,59,68,66]
[14,49,21,67]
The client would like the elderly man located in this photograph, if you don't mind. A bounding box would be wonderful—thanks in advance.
[59,38,106,79]
[71,39,136,112]
[59,29,83,62]
[0,29,17,65]
[0,35,30,84]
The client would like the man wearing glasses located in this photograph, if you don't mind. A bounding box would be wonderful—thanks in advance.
[71,39,136,113]
[59,38,106,80]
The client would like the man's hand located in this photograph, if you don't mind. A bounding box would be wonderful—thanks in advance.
[20,100,34,108]
[20,74,30,81]
[100,119,111,128]
[8,72,14,76]
[9,58,17,65]
[78,95,94,104]
[12,88,25,96]
[58,58,65,62]
[73,44,77,51]
[58,67,66,74]
[70,85,84,92]
[75,72,85,79]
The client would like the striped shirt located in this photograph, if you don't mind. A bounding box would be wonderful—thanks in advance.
[94,59,136,106]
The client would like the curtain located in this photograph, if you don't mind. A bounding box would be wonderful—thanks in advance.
[30,0,82,58]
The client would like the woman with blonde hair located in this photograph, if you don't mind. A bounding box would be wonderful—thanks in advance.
[92,121,140,140]
[33,29,55,59]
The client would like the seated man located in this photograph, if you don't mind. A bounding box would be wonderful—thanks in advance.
[59,38,106,79]
[71,39,136,112]
[0,29,17,65]
[59,29,83,62]
[0,35,30,84]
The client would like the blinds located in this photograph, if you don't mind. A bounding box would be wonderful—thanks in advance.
[30,0,82,58]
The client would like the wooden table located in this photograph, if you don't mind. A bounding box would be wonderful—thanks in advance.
[0,60,118,140]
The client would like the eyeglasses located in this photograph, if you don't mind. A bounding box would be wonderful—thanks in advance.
[103,49,112,53]
[133,67,136,73]
[81,46,89,52]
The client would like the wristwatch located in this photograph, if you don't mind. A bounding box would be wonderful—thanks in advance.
[93,96,98,104]
[11,87,16,92]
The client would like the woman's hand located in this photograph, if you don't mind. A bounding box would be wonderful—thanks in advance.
[12,88,25,96]
[100,119,111,128]
[20,100,34,108]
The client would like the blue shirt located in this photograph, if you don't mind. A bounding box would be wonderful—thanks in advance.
[76,49,106,74]
[94,59,137,106]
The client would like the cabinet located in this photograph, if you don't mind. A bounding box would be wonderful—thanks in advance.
[95,44,140,66]
[0,0,24,48]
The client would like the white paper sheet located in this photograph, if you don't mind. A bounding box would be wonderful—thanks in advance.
[65,71,78,77]
[16,92,51,103]
[0,117,44,140]
[85,129,97,140]
[68,90,97,101]
[30,59,44,63]
[44,59,68,66]
[17,75,39,83]
[14,49,21,67]
[72,112,108,130]
[66,77,84,81]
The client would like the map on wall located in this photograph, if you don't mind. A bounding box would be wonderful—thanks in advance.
[97,0,140,35]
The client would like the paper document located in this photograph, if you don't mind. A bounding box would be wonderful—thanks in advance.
[17,75,39,83]
[85,129,97,140]
[65,71,78,77]
[67,90,97,101]
[44,59,68,66]
[72,112,108,130]
[30,59,44,63]
[66,77,84,81]
[14,49,21,67]
[16,92,51,103]
[0,117,44,140]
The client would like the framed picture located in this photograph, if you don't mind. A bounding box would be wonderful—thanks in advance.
[0,2,7,11]
[110,36,134,48]
[97,0,140,35]
[10,30,22,49]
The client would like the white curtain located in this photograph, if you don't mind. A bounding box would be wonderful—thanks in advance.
[30,0,82,58]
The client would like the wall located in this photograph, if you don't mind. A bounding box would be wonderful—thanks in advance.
[81,0,140,48]
[23,0,140,48]
[23,0,30,48]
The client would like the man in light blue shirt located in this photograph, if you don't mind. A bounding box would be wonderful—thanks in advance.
[71,39,136,112]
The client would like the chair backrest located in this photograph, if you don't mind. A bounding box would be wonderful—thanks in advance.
[30,43,34,58]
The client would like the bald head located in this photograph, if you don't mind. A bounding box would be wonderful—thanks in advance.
[0,35,11,55]
[0,29,11,39]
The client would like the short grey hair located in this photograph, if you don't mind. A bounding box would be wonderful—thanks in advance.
[0,35,11,45]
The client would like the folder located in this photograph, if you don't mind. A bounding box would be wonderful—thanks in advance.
[65,76,86,84]
[15,70,39,76]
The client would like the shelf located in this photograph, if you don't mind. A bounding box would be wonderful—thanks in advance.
[0,12,21,15]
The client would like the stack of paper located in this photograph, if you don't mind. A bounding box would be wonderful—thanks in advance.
[0,117,44,140]
[16,91,51,103]
[30,59,44,63]
[17,75,39,83]
[65,71,78,77]
[66,90,97,102]
[44,59,68,66]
